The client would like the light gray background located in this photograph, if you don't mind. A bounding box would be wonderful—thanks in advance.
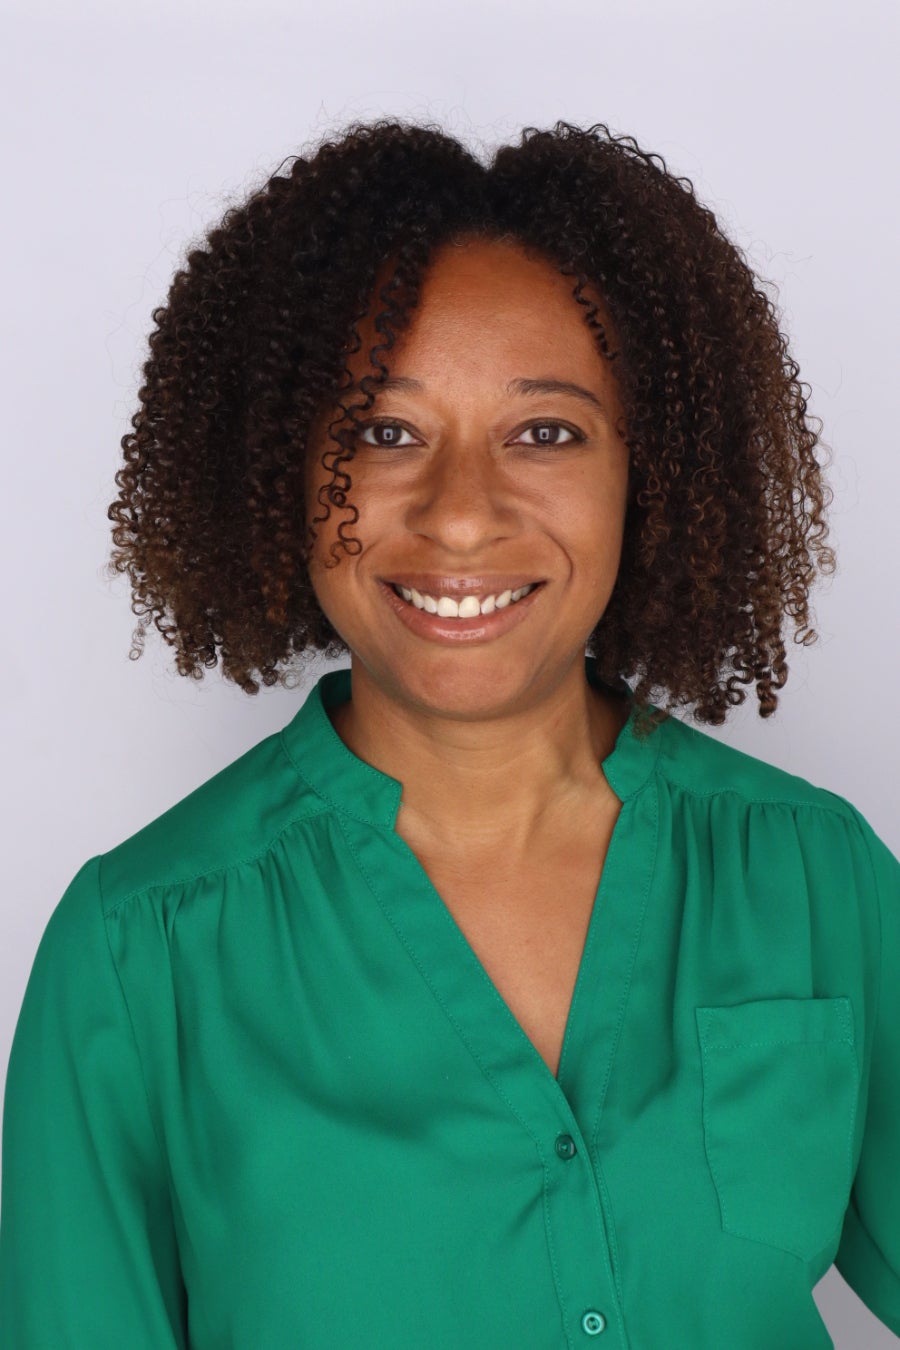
[1,0,898,1342]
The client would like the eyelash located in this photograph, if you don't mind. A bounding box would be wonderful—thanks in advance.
[354,418,585,449]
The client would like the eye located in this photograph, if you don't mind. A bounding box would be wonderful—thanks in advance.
[355,419,419,448]
[511,421,584,448]
[353,417,584,450]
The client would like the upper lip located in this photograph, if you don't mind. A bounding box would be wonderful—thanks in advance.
[382,576,545,599]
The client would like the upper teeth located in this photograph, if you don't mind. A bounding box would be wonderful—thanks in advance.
[394,584,537,617]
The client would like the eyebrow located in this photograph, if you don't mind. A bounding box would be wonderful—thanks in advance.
[368,374,608,415]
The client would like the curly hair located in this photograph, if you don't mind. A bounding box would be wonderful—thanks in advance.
[106,116,835,734]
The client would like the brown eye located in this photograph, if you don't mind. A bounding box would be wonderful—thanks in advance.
[357,420,417,448]
[512,422,583,447]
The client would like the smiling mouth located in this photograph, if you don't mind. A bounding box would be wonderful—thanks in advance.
[390,582,541,618]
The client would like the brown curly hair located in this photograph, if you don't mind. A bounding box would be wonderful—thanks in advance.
[106,117,835,733]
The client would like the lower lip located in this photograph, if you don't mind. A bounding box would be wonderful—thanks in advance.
[378,581,545,644]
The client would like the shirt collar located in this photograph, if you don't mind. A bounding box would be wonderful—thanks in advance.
[280,655,663,830]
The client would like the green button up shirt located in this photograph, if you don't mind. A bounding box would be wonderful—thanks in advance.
[2,660,899,1348]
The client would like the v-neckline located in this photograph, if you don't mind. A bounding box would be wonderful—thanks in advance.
[283,657,665,1142]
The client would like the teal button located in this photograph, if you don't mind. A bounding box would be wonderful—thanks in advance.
[581,1310,607,1335]
[555,1133,577,1160]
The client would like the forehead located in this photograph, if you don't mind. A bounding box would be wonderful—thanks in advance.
[353,237,616,379]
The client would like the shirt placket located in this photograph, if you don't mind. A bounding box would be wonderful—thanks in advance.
[342,777,659,1349]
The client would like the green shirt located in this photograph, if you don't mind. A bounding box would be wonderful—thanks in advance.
[2,659,899,1349]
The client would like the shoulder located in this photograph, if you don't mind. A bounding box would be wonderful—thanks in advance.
[652,711,899,876]
[96,725,326,916]
[655,712,861,820]
[652,712,900,909]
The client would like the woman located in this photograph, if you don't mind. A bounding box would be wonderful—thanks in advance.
[1,119,897,1349]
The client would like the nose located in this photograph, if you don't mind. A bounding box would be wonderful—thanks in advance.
[404,438,519,553]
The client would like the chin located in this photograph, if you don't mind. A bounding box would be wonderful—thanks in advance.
[388,662,540,721]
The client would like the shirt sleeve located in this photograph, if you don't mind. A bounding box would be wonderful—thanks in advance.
[834,809,900,1335]
[0,856,188,1348]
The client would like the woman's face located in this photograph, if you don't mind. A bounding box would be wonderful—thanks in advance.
[305,236,631,721]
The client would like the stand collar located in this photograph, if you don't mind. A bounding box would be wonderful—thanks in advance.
[280,656,663,831]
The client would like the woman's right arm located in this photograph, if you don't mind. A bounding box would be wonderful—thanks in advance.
[0,856,188,1348]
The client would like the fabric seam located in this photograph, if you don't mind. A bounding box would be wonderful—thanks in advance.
[100,798,332,918]
[96,853,192,1335]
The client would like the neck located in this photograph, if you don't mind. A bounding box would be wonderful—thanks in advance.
[328,657,630,858]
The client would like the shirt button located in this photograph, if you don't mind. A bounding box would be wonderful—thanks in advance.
[555,1132,577,1160]
[581,1310,607,1336]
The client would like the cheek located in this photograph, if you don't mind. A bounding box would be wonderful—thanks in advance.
[303,448,352,559]
[302,454,369,620]
[550,464,629,546]
[560,481,629,605]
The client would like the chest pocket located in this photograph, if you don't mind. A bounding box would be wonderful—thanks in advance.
[695,996,858,1262]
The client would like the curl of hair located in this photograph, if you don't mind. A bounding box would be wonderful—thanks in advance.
[107,116,835,735]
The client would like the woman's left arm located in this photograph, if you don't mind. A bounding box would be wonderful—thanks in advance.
[0,857,188,1347]
[834,811,900,1333]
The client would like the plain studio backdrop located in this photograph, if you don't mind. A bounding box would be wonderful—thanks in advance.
[1,0,897,1343]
